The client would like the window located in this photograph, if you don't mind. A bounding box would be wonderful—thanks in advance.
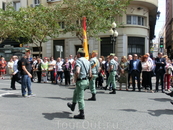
[33,47,42,52]
[2,2,6,10]
[58,22,65,29]
[34,0,40,6]
[127,15,145,26]
[128,37,145,56]
[101,37,113,57]
[13,2,20,11]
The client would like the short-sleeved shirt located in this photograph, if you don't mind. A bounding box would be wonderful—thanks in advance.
[75,57,90,79]
[110,59,117,71]
[21,57,32,75]
[90,57,100,74]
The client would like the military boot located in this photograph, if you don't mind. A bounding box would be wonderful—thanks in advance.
[109,89,116,94]
[74,110,85,119]
[67,102,76,111]
[88,93,96,101]
[103,85,108,90]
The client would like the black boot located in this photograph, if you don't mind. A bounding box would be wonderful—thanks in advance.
[88,93,96,101]
[67,102,76,111]
[166,91,173,97]
[109,89,116,94]
[103,85,108,90]
[74,110,85,119]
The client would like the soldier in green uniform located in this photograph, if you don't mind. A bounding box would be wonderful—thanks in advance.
[67,48,91,119]
[88,50,100,101]
[103,53,117,94]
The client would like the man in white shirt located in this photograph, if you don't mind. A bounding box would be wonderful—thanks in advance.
[55,57,63,84]
[10,56,21,90]
[48,56,56,84]
[68,55,74,64]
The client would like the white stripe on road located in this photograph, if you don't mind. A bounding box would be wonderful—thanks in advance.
[0,92,18,97]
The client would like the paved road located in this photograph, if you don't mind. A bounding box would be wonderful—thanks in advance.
[0,77,173,130]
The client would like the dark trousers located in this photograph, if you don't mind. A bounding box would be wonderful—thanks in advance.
[37,71,42,83]
[142,71,152,90]
[56,71,63,83]
[50,69,55,83]
[11,72,21,89]
[128,73,131,87]
[131,70,141,91]
[64,71,70,85]
[156,69,165,91]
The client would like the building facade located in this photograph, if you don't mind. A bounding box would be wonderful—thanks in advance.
[1,0,158,60]
[165,0,173,59]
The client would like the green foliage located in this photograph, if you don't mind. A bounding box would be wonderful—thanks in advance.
[60,0,133,42]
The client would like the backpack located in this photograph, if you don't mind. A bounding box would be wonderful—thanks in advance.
[17,59,22,71]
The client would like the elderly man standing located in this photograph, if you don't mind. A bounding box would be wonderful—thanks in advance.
[88,50,100,101]
[103,53,117,94]
[67,48,91,119]
[10,56,21,90]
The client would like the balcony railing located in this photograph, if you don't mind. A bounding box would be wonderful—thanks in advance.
[47,0,61,2]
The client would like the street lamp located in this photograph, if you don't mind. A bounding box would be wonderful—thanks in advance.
[109,22,118,53]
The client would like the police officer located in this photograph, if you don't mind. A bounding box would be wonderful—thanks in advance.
[67,48,91,119]
[103,53,117,94]
[88,50,100,101]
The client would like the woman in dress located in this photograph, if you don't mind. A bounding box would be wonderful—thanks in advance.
[41,58,48,83]
[0,57,7,79]
[118,56,129,90]
[7,58,14,78]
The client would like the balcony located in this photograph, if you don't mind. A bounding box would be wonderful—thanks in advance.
[47,0,61,3]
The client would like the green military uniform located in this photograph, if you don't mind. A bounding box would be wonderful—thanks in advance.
[107,58,117,90]
[72,57,90,110]
[89,57,99,94]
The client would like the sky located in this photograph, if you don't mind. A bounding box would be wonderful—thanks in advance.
[154,0,166,38]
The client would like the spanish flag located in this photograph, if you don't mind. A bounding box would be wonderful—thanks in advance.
[82,16,89,60]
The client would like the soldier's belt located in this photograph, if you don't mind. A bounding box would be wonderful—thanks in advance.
[92,73,98,75]
[110,70,116,72]
[77,78,87,81]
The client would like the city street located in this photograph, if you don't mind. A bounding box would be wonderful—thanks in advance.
[0,77,173,130]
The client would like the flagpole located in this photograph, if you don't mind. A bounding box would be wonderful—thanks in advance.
[82,16,89,60]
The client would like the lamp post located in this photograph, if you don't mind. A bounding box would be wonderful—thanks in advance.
[109,22,118,53]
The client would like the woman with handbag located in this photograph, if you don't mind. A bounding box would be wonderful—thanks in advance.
[62,57,71,86]
[118,56,129,91]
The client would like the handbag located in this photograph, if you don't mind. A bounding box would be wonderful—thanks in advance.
[118,74,127,83]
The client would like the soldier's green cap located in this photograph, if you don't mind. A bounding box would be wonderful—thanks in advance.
[25,48,31,52]
[92,50,98,53]
[110,53,115,56]
[77,48,85,53]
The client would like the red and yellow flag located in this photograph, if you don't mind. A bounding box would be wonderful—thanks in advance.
[82,16,89,60]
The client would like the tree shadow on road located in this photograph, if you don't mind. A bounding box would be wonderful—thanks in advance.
[148,109,173,116]
[45,97,72,100]
[119,109,138,112]
[149,98,172,102]
[42,111,72,120]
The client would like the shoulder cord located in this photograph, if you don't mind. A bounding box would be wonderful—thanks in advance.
[78,59,89,76]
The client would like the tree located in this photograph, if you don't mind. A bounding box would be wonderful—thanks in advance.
[16,5,61,56]
[59,0,133,43]
[0,5,21,43]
